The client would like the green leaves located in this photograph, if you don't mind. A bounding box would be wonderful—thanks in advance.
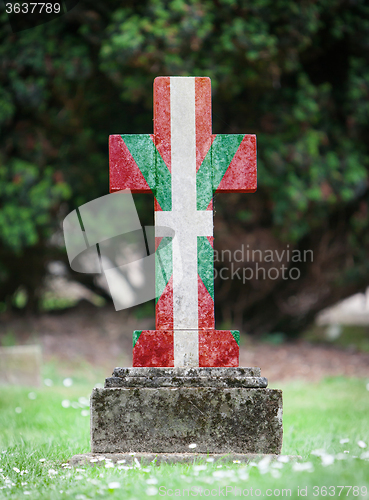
[0,160,71,252]
[0,89,15,128]
[0,0,368,312]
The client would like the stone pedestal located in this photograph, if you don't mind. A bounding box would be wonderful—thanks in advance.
[90,367,283,455]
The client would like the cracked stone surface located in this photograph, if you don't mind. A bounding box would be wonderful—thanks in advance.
[105,375,268,388]
[112,367,261,377]
[106,367,267,388]
[90,383,283,454]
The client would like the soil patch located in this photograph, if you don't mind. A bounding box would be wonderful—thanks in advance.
[1,303,368,383]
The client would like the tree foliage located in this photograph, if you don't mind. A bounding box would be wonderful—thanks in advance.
[1,0,369,333]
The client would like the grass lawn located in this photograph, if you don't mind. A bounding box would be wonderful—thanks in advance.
[0,377,368,499]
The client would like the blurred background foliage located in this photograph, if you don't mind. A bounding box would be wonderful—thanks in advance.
[1,0,369,335]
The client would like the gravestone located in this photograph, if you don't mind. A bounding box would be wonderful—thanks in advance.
[90,77,283,456]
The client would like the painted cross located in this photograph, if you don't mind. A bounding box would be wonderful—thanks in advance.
[109,77,257,367]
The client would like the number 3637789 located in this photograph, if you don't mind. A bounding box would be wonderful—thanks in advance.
[6,3,61,14]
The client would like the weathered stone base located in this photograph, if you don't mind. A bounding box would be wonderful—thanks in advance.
[90,367,283,455]
[71,452,297,467]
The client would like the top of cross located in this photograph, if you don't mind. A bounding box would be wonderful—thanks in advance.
[110,77,256,198]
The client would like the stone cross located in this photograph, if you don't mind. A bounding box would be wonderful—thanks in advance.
[109,77,256,368]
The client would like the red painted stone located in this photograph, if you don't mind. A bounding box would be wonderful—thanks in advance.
[154,198,163,211]
[133,330,174,367]
[199,330,239,367]
[197,275,214,329]
[109,134,153,193]
[206,198,213,211]
[195,77,214,172]
[155,236,163,252]
[133,329,238,367]
[216,134,257,193]
[156,275,173,330]
[207,236,214,248]
[154,77,171,171]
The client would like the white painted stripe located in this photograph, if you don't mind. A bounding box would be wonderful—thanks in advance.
[171,77,198,367]
[155,76,213,367]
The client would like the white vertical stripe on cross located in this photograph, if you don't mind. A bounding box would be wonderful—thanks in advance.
[155,77,213,367]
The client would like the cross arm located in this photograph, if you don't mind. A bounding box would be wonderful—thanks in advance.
[196,133,257,210]
[212,134,257,193]
[109,134,156,194]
